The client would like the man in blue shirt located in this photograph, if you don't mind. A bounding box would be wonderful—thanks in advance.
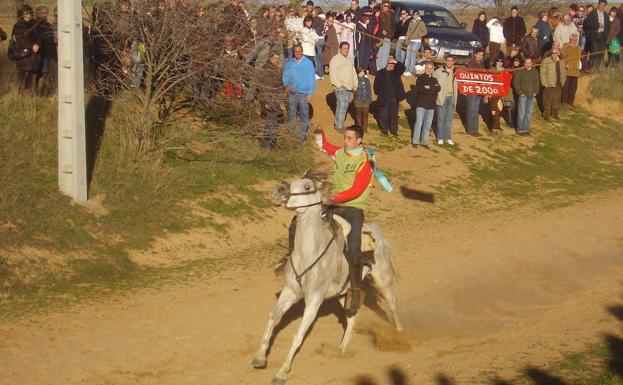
[282,44,316,140]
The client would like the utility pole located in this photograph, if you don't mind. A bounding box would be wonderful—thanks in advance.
[57,0,88,202]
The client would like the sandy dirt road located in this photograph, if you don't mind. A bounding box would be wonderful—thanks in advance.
[1,190,623,385]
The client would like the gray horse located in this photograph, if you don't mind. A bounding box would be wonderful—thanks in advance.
[252,168,402,385]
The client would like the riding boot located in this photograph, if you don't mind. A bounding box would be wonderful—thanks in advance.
[345,263,365,317]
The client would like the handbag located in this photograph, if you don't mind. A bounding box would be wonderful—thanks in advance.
[7,39,31,61]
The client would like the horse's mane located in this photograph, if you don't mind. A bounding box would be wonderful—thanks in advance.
[302,163,330,185]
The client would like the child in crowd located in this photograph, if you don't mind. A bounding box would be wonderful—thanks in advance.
[353,66,372,132]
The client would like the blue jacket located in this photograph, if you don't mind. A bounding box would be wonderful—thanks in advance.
[536,19,551,48]
[354,76,372,104]
[282,57,316,95]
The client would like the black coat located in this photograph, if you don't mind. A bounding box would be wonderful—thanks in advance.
[373,62,406,104]
[584,9,611,43]
[395,17,411,37]
[472,18,489,48]
[503,16,526,46]
[415,74,441,109]
[35,20,56,59]
[11,18,41,71]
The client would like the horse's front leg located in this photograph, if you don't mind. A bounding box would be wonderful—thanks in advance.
[252,286,300,369]
[271,295,323,385]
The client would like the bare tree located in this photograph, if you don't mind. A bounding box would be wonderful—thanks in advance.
[85,0,284,158]
[451,0,554,18]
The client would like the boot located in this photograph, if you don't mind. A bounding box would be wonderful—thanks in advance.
[345,263,365,317]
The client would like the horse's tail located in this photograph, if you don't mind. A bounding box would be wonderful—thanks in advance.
[366,223,399,281]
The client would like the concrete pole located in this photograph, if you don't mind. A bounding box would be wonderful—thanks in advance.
[57,0,88,202]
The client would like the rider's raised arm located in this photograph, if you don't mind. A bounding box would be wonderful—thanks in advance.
[330,160,373,203]
[314,127,340,156]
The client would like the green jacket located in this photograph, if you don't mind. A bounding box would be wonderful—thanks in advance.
[512,67,541,96]
[540,56,567,88]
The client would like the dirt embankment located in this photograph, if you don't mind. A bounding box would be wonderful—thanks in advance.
[2,76,623,385]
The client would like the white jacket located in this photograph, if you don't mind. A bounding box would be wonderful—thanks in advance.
[487,18,506,44]
[299,27,320,57]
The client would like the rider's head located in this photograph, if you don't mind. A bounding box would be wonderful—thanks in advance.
[343,125,364,149]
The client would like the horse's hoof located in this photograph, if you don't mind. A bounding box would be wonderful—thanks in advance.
[271,375,287,385]
[251,358,267,369]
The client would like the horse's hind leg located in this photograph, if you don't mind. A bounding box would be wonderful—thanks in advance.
[376,280,403,332]
[339,296,358,353]
[272,295,323,385]
[252,287,299,369]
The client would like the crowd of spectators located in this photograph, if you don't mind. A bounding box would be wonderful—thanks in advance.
[2,0,622,148]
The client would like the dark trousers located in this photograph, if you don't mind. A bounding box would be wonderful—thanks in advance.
[588,38,606,71]
[489,97,502,130]
[489,42,501,67]
[356,45,372,72]
[562,76,578,106]
[466,94,482,133]
[542,85,562,119]
[327,206,364,265]
[354,103,370,132]
[377,97,399,134]
[17,70,37,91]
[287,205,364,264]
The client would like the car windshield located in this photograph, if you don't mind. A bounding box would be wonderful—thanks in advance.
[420,9,462,28]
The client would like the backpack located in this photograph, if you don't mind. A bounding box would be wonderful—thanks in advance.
[609,37,621,55]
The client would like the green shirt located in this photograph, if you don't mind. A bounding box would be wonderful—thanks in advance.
[331,148,371,209]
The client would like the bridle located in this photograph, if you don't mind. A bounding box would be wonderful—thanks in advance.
[278,181,324,209]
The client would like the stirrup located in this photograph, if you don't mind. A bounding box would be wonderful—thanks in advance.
[345,287,365,316]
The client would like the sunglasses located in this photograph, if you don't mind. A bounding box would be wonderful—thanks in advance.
[382,4,390,7]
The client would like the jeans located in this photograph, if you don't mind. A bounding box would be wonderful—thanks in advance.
[288,92,310,140]
[516,95,535,133]
[334,87,351,129]
[436,95,454,140]
[403,40,422,73]
[376,38,391,71]
[314,38,325,77]
[395,37,406,62]
[466,94,482,133]
[412,107,435,145]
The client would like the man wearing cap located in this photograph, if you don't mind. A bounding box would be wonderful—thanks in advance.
[540,48,566,121]
[373,56,406,135]
[584,0,611,71]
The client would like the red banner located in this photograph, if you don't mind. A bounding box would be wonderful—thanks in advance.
[456,69,513,97]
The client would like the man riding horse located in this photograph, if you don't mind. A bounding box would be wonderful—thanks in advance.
[288,123,373,316]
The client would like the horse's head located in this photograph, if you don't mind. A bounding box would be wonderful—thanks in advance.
[271,166,329,211]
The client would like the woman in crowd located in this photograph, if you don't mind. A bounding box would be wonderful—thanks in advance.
[472,11,489,55]
[547,7,560,31]
[300,15,320,64]
[486,17,505,69]
[536,11,552,54]
[606,7,621,68]
[340,13,356,63]
[411,62,440,149]
[11,5,41,92]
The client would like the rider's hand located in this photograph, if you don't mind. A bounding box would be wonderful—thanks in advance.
[313,123,323,135]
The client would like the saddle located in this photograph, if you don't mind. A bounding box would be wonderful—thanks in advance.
[330,214,376,265]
